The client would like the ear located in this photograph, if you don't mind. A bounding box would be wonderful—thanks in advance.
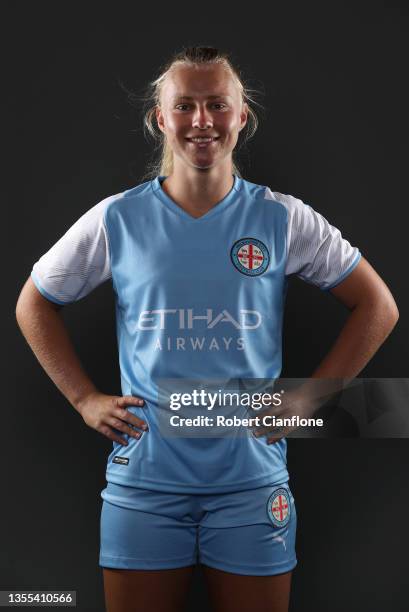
[239,102,249,131]
[156,106,165,134]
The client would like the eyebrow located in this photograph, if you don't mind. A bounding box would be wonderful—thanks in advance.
[172,94,231,101]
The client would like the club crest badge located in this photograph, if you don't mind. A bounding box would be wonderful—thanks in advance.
[231,238,270,276]
[267,488,291,527]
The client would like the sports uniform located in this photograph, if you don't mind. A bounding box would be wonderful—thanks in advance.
[31,174,361,574]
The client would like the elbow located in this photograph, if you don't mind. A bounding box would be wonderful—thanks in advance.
[16,281,32,324]
[15,296,31,333]
[16,277,31,322]
[15,292,26,327]
[381,289,399,330]
[358,292,399,335]
[387,298,399,330]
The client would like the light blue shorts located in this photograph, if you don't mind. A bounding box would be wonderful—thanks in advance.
[99,481,297,576]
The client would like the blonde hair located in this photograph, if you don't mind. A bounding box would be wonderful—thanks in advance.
[128,46,264,182]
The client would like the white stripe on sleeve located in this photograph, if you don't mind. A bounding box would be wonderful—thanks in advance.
[31,193,122,303]
[265,188,361,289]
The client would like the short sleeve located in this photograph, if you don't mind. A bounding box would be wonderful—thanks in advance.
[31,193,121,305]
[267,189,362,290]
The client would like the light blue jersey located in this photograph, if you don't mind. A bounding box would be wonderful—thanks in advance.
[31,175,361,493]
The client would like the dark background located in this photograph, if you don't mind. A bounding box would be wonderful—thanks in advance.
[4,1,408,610]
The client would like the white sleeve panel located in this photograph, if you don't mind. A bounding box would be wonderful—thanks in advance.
[265,188,361,290]
[31,193,121,304]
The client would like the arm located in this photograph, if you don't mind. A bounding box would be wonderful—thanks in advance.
[15,276,98,414]
[311,256,399,380]
[17,194,115,413]
[256,257,399,442]
[290,257,398,408]
[257,192,399,440]
[15,277,148,443]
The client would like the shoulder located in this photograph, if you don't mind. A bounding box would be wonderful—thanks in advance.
[262,187,330,238]
[238,177,302,220]
[103,179,154,222]
[83,191,125,224]
[245,180,312,230]
[73,179,153,232]
[263,188,308,216]
[240,177,306,212]
[62,190,127,236]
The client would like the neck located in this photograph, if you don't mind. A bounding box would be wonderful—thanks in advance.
[161,163,235,218]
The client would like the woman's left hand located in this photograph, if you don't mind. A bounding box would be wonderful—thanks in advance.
[251,388,321,444]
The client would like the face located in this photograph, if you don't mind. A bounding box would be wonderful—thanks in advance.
[156,63,248,171]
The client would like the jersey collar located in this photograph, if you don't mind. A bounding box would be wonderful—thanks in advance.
[151,174,242,221]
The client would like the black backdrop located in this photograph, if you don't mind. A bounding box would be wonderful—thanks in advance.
[5,2,409,610]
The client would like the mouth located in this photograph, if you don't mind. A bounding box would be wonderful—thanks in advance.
[185,137,220,148]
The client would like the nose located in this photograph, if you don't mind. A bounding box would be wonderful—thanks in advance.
[192,105,213,130]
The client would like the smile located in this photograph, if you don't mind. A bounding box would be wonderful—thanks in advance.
[186,137,220,148]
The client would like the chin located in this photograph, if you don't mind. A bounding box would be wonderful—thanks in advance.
[191,159,218,170]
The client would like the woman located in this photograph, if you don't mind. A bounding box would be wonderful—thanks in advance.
[15,46,398,612]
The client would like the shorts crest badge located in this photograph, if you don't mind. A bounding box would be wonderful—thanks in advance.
[267,487,291,527]
[231,237,270,276]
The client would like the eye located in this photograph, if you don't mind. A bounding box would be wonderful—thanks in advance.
[174,103,228,111]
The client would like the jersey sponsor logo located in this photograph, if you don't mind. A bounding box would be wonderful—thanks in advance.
[137,309,262,330]
[267,487,291,527]
[137,309,262,352]
[153,336,245,351]
[113,456,129,465]
[231,237,270,276]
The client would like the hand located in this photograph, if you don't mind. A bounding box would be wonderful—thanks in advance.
[78,391,148,446]
[252,389,320,444]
